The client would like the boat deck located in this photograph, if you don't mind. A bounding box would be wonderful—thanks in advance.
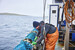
[55,41,63,50]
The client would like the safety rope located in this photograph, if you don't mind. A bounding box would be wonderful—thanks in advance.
[43,0,47,50]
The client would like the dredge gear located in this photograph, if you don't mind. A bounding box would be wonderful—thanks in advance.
[14,28,38,50]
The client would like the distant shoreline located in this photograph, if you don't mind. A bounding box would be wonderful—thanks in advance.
[0,13,43,17]
[0,13,28,16]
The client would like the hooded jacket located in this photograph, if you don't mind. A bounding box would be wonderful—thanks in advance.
[36,24,56,43]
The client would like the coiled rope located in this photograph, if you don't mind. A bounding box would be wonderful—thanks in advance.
[64,0,75,23]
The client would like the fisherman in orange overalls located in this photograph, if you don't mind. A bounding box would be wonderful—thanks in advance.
[33,21,59,50]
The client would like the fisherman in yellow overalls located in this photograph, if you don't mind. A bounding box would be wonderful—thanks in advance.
[33,21,59,50]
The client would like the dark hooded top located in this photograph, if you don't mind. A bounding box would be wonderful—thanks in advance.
[36,23,56,44]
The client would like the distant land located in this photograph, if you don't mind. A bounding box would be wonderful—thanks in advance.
[0,13,27,16]
[0,13,43,17]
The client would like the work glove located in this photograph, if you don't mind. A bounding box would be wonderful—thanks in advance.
[34,36,38,42]
[32,41,37,45]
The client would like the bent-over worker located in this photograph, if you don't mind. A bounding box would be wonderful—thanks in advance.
[33,21,59,50]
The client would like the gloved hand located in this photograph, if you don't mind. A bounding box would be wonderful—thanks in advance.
[34,36,38,42]
[32,41,37,45]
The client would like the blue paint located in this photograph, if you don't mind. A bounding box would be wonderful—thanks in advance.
[58,24,60,31]
[72,33,75,41]
[61,20,66,26]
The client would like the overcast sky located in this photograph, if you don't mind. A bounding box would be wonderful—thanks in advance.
[0,0,52,16]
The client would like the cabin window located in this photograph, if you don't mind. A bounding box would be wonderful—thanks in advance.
[52,10,56,14]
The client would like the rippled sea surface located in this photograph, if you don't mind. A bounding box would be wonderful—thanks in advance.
[0,15,42,50]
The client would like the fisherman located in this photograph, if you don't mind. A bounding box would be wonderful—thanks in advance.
[33,21,59,50]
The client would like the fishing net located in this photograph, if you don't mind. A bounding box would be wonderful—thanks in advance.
[64,0,75,23]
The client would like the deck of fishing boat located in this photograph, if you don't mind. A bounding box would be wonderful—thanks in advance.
[55,41,63,50]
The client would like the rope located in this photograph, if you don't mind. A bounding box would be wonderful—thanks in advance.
[43,0,47,50]
[64,0,75,23]
[64,0,75,50]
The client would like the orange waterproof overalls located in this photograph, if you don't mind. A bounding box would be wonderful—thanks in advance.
[45,27,59,50]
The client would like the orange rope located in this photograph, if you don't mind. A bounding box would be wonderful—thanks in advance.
[64,0,75,23]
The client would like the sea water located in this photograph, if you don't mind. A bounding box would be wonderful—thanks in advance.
[0,15,42,50]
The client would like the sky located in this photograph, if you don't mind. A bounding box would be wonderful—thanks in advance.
[0,0,52,17]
